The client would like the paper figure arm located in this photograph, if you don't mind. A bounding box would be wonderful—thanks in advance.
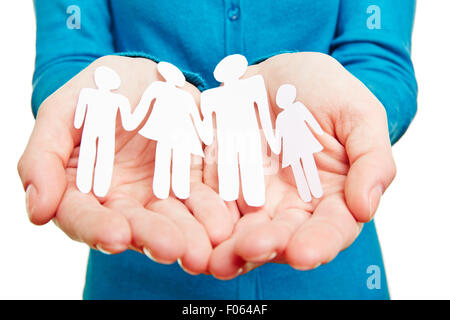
[253,76,278,153]
[199,91,215,145]
[188,95,211,145]
[300,102,324,136]
[127,82,159,130]
[117,95,135,131]
[74,88,88,129]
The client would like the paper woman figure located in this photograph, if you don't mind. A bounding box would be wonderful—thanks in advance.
[274,84,324,202]
[201,54,278,206]
[132,62,209,199]
[74,66,134,197]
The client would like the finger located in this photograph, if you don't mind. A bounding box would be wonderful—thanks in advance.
[105,196,186,264]
[148,198,212,275]
[286,194,362,270]
[208,238,246,280]
[234,187,312,263]
[185,182,234,246]
[55,185,131,254]
[235,208,311,263]
[209,211,268,279]
[18,99,80,225]
[337,102,396,222]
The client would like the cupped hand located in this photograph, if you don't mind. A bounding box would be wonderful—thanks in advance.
[18,55,235,275]
[207,52,396,279]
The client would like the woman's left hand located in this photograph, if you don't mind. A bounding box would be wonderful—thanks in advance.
[206,52,396,279]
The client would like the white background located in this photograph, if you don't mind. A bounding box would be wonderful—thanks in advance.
[0,1,448,299]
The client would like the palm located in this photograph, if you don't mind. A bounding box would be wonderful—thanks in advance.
[97,129,160,204]
[59,117,213,274]
[67,127,164,207]
[264,144,347,221]
[206,126,362,278]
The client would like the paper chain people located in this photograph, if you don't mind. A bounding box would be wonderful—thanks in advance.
[74,54,324,205]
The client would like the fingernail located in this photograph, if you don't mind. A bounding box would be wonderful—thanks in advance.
[177,258,199,276]
[96,244,112,255]
[143,247,157,261]
[369,185,383,218]
[212,267,244,281]
[143,247,172,265]
[242,262,258,274]
[251,251,277,262]
[294,262,321,271]
[25,185,36,220]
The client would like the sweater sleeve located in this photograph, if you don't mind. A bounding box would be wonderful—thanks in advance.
[330,0,418,144]
[32,0,115,116]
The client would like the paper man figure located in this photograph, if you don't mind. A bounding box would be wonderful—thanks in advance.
[274,84,324,202]
[132,62,209,199]
[74,66,134,197]
[201,54,278,206]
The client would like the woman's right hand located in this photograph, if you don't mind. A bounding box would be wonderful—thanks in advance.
[17,55,235,274]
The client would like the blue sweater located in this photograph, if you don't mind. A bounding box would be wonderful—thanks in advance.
[33,0,417,299]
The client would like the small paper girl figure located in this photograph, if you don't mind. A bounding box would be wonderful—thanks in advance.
[274,84,325,202]
[132,62,209,200]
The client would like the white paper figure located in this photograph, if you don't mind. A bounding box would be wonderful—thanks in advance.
[274,84,324,202]
[74,66,134,197]
[132,62,209,199]
[201,54,278,206]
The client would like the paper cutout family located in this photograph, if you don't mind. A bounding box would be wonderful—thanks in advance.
[74,54,324,206]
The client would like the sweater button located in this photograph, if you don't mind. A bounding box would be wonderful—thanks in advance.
[227,6,240,21]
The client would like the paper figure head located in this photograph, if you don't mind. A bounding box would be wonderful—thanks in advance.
[276,84,297,109]
[157,62,186,87]
[94,66,121,90]
[213,54,248,83]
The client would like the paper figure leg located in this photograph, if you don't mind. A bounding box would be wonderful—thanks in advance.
[239,144,266,207]
[302,154,323,198]
[172,148,191,199]
[290,160,312,202]
[217,141,239,202]
[93,135,115,197]
[153,142,172,199]
[76,134,97,194]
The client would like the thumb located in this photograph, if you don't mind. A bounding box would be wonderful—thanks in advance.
[338,101,396,222]
[18,100,79,225]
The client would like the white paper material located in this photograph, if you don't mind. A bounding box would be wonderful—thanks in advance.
[74,66,134,197]
[274,84,324,202]
[201,54,278,206]
[133,62,208,199]
[74,59,325,206]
